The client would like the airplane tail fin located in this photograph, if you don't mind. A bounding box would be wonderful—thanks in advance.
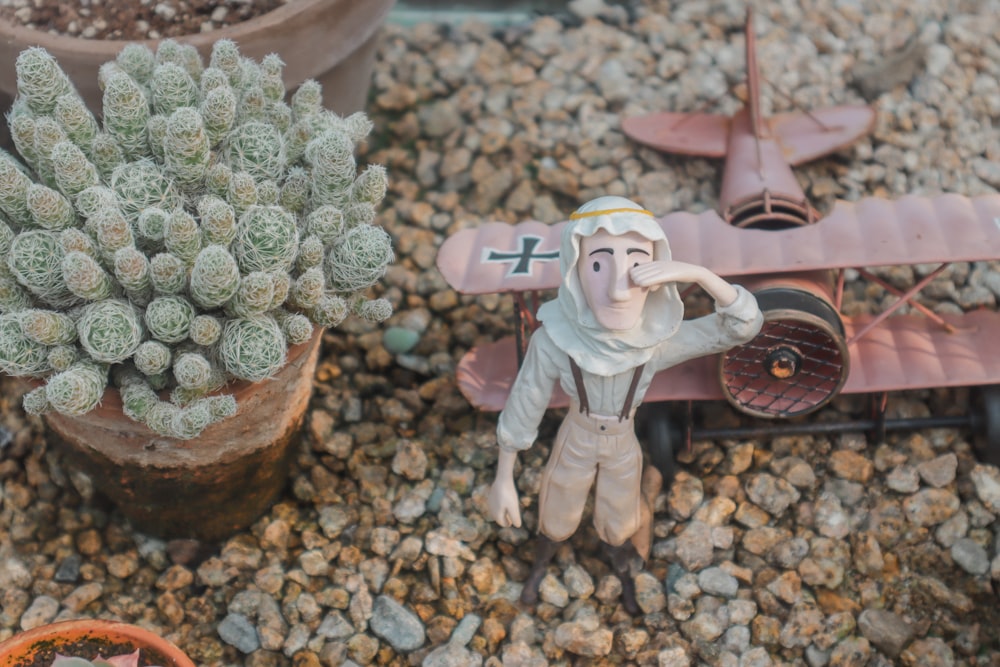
[745,6,765,141]
[622,6,875,166]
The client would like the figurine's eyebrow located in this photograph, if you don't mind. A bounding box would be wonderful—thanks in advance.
[588,248,613,256]
[627,248,651,256]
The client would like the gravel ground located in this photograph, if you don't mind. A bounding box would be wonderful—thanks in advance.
[3,0,1000,666]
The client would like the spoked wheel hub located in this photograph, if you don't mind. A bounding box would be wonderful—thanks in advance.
[720,287,849,418]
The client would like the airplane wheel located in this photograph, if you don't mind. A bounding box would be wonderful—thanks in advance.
[720,287,849,419]
[643,406,680,485]
[973,385,1000,467]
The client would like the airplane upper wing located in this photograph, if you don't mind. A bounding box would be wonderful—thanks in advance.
[436,219,566,295]
[436,193,1000,294]
[661,193,1000,277]
[621,112,731,158]
[768,105,876,166]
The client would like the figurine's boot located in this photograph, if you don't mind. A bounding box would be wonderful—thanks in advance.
[520,534,561,605]
[604,541,641,616]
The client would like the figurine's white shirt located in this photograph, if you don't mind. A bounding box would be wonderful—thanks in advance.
[497,284,761,452]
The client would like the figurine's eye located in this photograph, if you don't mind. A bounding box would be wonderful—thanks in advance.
[592,261,600,272]
[633,262,640,268]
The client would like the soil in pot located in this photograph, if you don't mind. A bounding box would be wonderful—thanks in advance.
[0,620,195,667]
[11,637,160,667]
[0,0,285,40]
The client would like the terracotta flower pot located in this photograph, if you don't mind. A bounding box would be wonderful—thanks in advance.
[44,327,324,542]
[0,0,395,116]
[0,619,195,667]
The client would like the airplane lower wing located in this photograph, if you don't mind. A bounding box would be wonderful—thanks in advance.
[621,112,730,158]
[769,106,876,166]
[456,309,1000,412]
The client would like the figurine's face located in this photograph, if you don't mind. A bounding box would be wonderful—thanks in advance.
[577,229,655,331]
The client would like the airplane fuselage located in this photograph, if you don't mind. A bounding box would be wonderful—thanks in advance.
[719,108,817,229]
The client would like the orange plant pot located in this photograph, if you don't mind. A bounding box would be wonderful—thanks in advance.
[0,620,195,667]
[44,328,324,542]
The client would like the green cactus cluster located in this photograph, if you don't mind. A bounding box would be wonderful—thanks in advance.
[0,41,393,439]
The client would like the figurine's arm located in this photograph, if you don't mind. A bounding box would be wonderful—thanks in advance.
[630,260,738,306]
[692,282,762,344]
[651,282,763,370]
[489,328,561,528]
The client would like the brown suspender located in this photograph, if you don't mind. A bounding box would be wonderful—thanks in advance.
[568,357,646,422]
[569,357,591,416]
[621,362,645,421]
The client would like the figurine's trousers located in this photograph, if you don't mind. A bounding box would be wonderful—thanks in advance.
[537,407,642,546]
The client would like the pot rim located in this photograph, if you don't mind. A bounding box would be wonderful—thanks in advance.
[0,0,396,113]
[0,0,393,52]
[0,619,195,667]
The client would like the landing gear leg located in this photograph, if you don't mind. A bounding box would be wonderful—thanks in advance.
[973,385,1000,467]
[643,404,681,486]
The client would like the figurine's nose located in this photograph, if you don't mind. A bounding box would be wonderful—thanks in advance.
[608,264,633,302]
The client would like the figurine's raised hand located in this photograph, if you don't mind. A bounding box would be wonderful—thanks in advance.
[630,260,738,307]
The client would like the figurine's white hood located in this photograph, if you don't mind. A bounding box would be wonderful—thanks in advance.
[536,196,683,375]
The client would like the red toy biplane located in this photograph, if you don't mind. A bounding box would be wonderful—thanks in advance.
[436,9,1000,473]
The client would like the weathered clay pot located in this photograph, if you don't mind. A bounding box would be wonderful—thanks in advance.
[45,327,323,542]
[0,619,195,667]
[0,0,395,116]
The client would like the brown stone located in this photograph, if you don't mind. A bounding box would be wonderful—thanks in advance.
[815,589,862,615]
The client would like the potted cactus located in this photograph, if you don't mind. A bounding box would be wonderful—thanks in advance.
[0,40,394,540]
[0,620,195,667]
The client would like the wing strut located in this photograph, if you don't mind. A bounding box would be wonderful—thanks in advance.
[846,264,958,346]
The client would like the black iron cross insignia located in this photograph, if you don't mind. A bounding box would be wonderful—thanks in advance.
[483,235,559,277]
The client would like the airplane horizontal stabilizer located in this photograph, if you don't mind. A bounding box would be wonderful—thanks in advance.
[622,112,730,158]
[770,105,876,165]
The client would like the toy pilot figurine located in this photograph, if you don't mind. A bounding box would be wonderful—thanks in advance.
[488,195,763,614]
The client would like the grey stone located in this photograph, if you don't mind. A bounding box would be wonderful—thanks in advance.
[697,566,740,598]
[422,643,483,667]
[448,613,482,647]
[745,473,801,516]
[951,537,990,575]
[19,596,58,631]
[369,595,426,652]
[54,555,82,583]
[0,557,32,590]
[316,611,353,640]
[916,453,958,488]
[218,613,260,654]
[900,637,955,667]
[857,609,914,658]
[970,465,1000,513]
